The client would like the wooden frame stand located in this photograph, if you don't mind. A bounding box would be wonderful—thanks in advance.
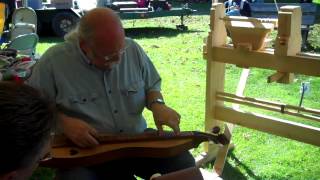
[197,3,320,176]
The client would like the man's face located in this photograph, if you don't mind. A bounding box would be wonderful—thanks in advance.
[82,27,126,70]
[87,39,126,70]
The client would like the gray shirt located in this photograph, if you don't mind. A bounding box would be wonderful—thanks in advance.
[28,37,161,134]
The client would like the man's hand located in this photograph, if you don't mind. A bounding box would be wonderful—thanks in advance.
[151,104,181,134]
[60,114,99,148]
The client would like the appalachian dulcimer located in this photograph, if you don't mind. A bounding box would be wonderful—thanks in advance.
[40,131,229,168]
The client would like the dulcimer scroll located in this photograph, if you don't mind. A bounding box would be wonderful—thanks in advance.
[41,131,229,168]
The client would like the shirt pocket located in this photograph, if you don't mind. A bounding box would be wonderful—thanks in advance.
[122,80,146,114]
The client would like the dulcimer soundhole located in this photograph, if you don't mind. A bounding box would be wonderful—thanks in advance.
[69,149,79,156]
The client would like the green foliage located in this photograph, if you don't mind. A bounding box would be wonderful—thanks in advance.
[309,24,320,50]
[35,14,320,180]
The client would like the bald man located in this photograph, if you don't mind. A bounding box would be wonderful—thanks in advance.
[28,8,195,179]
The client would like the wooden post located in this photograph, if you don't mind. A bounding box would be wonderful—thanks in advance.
[204,2,227,154]
[213,68,250,175]
[274,6,302,83]
[198,3,227,167]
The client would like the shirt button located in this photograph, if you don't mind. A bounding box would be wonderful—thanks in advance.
[108,90,111,94]
[114,110,118,114]
[119,129,123,133]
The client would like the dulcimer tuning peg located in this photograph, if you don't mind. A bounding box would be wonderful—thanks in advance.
[212,126,220,134]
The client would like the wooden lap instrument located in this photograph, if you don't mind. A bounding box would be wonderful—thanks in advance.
[40,131,229,168]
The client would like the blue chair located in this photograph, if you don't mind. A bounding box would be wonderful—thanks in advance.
[7,33,39,59]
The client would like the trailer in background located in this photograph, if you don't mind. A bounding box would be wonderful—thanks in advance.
[23,0,196,37]
[24,0,83,37]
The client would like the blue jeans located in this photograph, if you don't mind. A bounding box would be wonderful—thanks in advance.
[56,150,195,180]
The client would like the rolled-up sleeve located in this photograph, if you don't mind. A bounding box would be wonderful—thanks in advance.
[133,42,161,93]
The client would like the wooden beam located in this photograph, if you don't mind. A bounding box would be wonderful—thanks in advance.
[215,106,320,146]
[216,92,320,117]
[217,91,284,106]
[286,105,320,115]
[216,95,320,122]
[208,46,320,77]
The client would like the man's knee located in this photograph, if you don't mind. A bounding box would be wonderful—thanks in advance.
[174,151,196,169]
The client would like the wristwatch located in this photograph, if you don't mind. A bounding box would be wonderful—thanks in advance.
[148,98,165,109]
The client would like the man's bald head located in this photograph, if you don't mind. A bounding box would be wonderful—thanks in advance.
[78,8,124,44]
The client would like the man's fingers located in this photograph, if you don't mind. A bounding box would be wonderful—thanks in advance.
[168,119,180,134]
[157,119,180,134]
[74,139,88,148]
[171,124,180,134]
[162,113,180,134]
[86,133,99,146]
[88,126,98,138]
[77,133,99,148]
[156,124,164,135]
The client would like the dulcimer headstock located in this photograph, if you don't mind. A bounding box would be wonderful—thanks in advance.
[190,131,229,146]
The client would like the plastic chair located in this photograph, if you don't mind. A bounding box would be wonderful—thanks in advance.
[10,7,37,40]
[7,33,39,59]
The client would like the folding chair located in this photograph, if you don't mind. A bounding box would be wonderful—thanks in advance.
[7,33,39,59]
[10,7,37,40]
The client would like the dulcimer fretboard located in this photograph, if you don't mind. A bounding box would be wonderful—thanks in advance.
[53,131,229,148]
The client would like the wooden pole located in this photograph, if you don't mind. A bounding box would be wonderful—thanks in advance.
[196,3,227,168]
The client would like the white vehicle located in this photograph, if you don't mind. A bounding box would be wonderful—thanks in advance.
[21,0,87,37]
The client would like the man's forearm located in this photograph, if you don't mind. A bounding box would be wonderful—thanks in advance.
[146,91,164,110]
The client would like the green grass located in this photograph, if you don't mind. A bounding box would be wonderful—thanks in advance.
[34,14,320,180]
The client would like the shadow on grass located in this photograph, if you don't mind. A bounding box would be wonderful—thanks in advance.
[38,27,202,42]
[220,150,263,180]
[39,36,64,44]
[125,27,202,39]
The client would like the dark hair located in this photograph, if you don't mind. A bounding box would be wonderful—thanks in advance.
[0,82,55,175]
